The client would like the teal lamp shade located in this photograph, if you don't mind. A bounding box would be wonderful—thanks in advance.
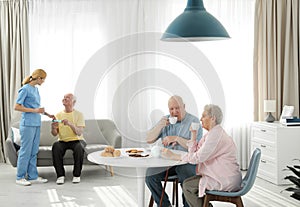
[161,0,230,41]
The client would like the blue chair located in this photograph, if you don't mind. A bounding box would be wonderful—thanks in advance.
[203,148,261,207]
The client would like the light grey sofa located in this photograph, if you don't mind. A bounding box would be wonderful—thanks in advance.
[5,119,122,167]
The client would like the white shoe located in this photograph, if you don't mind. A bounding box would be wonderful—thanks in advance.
[72,177,80,184]
[16,178,31,186]
[30,177,48,183]
[56,176,65,185]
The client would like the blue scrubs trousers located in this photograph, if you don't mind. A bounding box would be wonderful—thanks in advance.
[16,125,40,180]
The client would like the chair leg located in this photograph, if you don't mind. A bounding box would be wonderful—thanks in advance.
[204,194,244,207]
[235,197,244,207]
[169,179,179,207]
[175,179,179,207]
[172,181,175,205]
[148,196,154,207]
[105,165,114,176]
[149,179,179,207]
[109,166,114,176]
[203,195,211,207]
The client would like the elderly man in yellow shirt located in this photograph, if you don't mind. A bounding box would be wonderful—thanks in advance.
[51,93,86,185]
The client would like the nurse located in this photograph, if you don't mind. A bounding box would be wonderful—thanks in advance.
[14,69,54,186]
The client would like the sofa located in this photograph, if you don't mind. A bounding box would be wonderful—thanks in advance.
[5,119,122,167]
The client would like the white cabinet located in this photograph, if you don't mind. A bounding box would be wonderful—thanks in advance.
[251,122,300,185]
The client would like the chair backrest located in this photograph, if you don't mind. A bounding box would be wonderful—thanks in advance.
[239,148,261,196]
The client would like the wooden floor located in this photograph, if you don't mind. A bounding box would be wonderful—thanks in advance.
[0,163,299,207]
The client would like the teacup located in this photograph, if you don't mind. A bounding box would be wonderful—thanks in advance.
[169,116,178,124]
[191,122,200,130]
[151,146,162,158]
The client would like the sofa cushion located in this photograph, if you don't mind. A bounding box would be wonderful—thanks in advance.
[83,120,107,144]
[38,147,83,160]
[11,127,21,146]
[37,146,53,159]
[37,144,107,159]
[40,121,57,146]
[85,144,108,154]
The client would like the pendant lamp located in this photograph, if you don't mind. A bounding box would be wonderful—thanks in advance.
[161,0,230,41]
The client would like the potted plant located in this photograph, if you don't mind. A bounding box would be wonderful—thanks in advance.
[284,159,300,201]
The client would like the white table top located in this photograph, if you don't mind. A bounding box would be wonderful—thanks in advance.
[87,148,187,168]
[88,148,187,207]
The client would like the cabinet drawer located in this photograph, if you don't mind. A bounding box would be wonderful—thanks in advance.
[252,127,276,145]
[256,153,277,183]
[257,163,277,184]
[252,142,276,160]
[251,122,300,185]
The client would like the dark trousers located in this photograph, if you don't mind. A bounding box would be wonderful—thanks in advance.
[145,163,196,207]
[52,140,86,178]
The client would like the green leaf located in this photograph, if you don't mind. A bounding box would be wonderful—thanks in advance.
[284,176,300,187]
[286,166,300,177]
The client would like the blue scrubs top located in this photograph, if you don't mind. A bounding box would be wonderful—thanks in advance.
[16,84,41,126]
[158,113,203,151]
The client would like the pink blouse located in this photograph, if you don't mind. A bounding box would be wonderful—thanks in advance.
[181,125,242,197]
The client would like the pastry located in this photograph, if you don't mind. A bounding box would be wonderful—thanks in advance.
[101,151,113,157]
[104,146,115,153]
[113,150,121,157]
[101,146,121,157]
[126,149,144,153]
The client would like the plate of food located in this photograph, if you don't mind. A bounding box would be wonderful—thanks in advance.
[100,146,122,158]
[124,148,150,158]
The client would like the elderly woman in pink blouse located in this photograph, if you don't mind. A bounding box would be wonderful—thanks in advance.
[161,104,242,207]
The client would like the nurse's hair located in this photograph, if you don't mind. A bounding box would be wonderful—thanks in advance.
[22,69,47,85]
[204,104,223,125]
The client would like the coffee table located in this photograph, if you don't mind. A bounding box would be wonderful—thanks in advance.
[87,148,186,207]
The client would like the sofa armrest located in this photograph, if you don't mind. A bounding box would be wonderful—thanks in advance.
[5,137,18,167]
[107,129,122,148]
[94,119,122,148]
[106,129,122,148]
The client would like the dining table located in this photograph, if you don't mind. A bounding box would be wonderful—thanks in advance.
[87,147,187,207]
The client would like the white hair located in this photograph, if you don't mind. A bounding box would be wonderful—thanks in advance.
[204,104,223,125]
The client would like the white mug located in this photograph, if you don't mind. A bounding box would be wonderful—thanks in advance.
[191,122,200,130]
[169,116,178,124]
[151,146,161,158]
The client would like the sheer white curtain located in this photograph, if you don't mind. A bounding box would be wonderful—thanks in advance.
[28,0,190,147]
[28,0,255,167]
[202,0,255,169]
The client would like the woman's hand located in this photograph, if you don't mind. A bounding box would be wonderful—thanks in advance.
[48,114,55,119]
[43,111,55,119]
[161,148,181,160]
[189,125,198,142]
[37,107,45,114]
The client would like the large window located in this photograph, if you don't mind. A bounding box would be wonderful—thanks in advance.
[28,0,255,150]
